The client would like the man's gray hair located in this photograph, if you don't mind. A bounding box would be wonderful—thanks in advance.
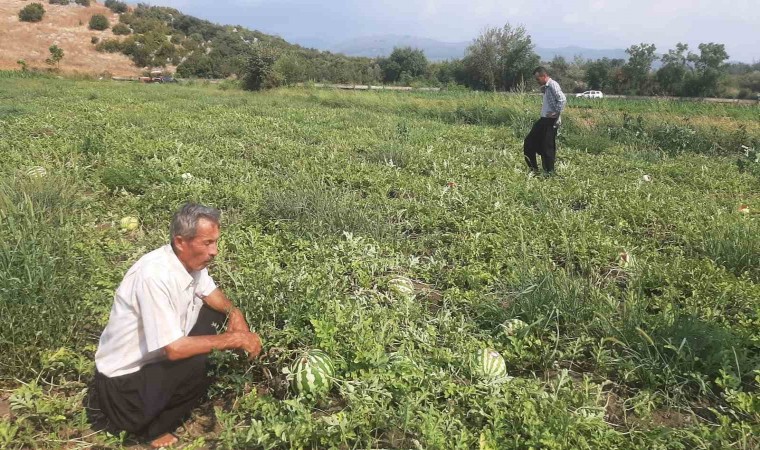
[170,203,221,244]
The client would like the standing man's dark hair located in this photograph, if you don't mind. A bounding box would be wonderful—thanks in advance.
[524,66,566,173]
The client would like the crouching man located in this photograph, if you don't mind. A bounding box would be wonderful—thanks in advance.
[92,203,261,448]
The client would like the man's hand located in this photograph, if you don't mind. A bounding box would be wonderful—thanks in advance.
[229,331,262,360]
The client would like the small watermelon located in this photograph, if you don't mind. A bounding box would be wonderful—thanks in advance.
[388,276,415,300]
[290,350,335,395]
[501,318,528,336]
[474,348,508,381]
[26,166,47,178]
[119,216,139,231]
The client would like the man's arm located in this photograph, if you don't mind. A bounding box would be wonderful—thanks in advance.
[551,82,566,115]
[164,331,261,361]
[201,288,250,333]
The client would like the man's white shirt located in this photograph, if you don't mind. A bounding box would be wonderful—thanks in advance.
[95,244,217,377]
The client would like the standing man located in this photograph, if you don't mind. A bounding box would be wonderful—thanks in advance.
[92,203,262,448]
[524,66,566,173]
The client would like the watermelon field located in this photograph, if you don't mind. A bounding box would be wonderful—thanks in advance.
[1,71,759,448]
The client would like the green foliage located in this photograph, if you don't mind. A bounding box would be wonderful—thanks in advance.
[111,22,131,35]
[463,23,540,91]
[18,3,45,22]
[95,38,121,53]
[379,46,428,83]
[737,145,760,178]
[1,75,759,448]
[622,43,658,95]
[44,45,64,68]
[48,0,70,5]
[75,0,90,6]
[104,0,128,13]
[243,45,281,91]
[88,14,109,31]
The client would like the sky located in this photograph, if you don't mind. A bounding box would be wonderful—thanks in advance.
[146,0,759,62]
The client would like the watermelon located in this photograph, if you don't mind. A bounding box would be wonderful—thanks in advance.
[290,350,335,394]
[120,216,139,231]
[501,318,528,336]
[474,348,508,381]
[388,275,415,300]
[26,166,47,177]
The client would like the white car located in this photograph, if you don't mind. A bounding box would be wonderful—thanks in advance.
[576,90,604,99]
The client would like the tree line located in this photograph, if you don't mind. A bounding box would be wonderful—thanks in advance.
[17,1,758,98]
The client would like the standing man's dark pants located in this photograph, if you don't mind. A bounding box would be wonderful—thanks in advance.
[91,306,225,441]
[523,117,558,172]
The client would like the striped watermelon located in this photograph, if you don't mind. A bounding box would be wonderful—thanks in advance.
[290,350,335,394]
[26,166,47,177]
[474,348,508,381]
[501,318,528,336]
[388,276,415,300]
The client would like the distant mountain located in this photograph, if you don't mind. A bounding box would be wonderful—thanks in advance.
[330,35,469,61]
[534,46,629,62]
[295,34,630,63]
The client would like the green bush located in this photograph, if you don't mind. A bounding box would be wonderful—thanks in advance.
[104,0,128,13]
[242,46,281,91]
[75,0,90,6]
[18,3,45,22]
[88,14,109,31]
[48,0,70,5]
[111,23,130,35]
[95,38,122,53]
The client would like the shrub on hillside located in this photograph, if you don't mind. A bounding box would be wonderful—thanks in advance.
[104,0,128,13]
[89,14,109,30]
[75,0,90,6]
[91,36,99,44]
[48,0,71,5]
[95,39,122,53]
[112,23,131,35]
[18,3,45,22]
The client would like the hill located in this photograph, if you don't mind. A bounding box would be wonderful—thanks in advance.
[0,0,141,76]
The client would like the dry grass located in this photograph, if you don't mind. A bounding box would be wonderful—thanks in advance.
[0,0,140,76]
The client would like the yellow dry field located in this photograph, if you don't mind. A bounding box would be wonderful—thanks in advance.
[0,0,141,76]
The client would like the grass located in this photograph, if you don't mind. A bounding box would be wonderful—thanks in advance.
[0,73,759,448]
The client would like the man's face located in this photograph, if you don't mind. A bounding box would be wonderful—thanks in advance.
[534,73,549,86]
[174,218,220,272]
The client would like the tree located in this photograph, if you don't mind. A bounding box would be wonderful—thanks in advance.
[657,43,689,95]
[89,14,110,30]
[19,3,45,22]
[622,43,658,94]
[462,23,539,91]
[45,45,64,69]
[683,43,729,97]
[548,56,569,83]
[243,45,281,91]
[379,47,428,83]
[584,58,625,93]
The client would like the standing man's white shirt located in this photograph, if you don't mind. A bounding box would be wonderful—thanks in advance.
[95,244,217,377]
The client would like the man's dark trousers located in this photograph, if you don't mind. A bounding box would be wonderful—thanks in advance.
[523,117,558,172]
[91,306,225,441]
